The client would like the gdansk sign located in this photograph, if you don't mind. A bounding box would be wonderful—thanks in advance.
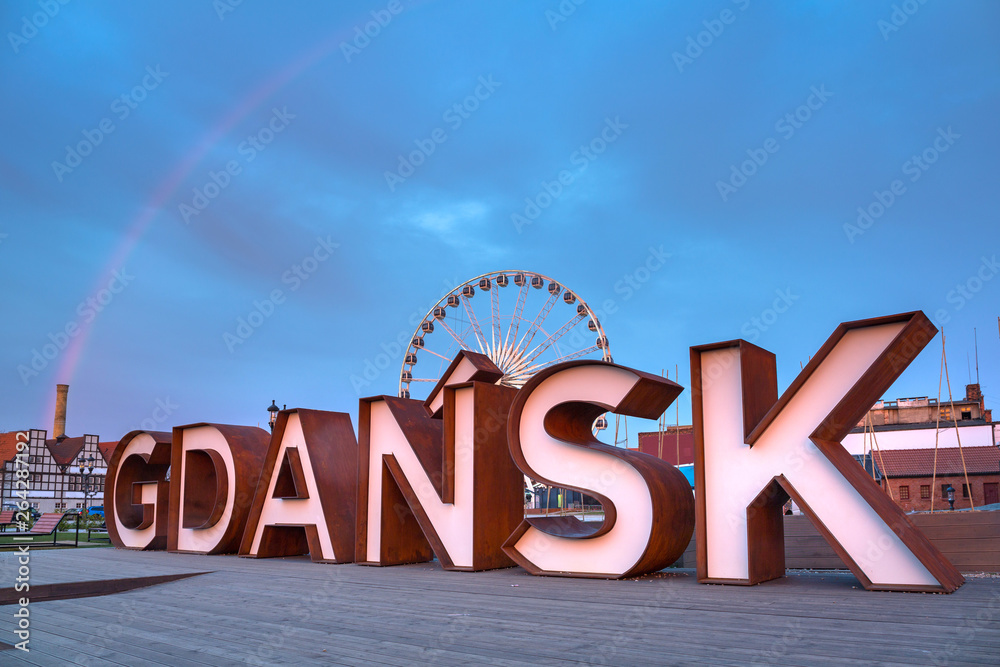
[105,311,964,593]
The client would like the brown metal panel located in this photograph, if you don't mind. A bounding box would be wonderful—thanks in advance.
[271,447,309,499]
[298,409,358,563]
[690,344,713,583]
[252,525,311,558]
[746,479,787,584]
[384,397,446,498]
[738,341,778,443]
[470,382,521,571]
[377,456,435,565]
[181,449,228,529]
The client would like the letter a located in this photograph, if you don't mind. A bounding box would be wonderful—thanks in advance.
[239,409,358,562]
[691,311,964,592]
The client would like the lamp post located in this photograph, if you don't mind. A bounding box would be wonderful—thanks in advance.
[267,400,280,432]
[946,484,955,511]
[75,454,98,509]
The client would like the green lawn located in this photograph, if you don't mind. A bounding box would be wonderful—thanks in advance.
[0,530,112,548]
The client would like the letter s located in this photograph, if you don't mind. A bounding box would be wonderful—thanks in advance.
[503,361,694,579]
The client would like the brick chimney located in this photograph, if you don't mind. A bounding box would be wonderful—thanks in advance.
[54,384,69,438]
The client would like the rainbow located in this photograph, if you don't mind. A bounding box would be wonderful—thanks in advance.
[44,3,428,427]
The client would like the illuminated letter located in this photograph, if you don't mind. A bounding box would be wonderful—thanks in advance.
[503,360,694,578]
[357,351,522,570]
[239,409,358,562]
[168,423,269,555]
[106,430,171,550]
[691,312,964,592]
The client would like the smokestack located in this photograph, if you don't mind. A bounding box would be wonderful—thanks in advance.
[54,384,69,438]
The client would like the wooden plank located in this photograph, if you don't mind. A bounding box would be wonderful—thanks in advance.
[1,548,997,666]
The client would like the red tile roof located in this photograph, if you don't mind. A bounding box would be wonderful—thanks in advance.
[0,431,28,464]
[97,441,117,463]
[876,446,1000,478]
[46,436,88,467]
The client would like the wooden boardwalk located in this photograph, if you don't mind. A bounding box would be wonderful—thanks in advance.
[1,548,998,666]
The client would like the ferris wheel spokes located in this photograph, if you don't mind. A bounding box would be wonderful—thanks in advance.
[514,289,559,357]
[518,311,586,370]
[433,313,469,350]
[490,281,501,352]
[398,271,611,399]
[459,294,488,354]
[512,344,602,382]
[500,282,530,370]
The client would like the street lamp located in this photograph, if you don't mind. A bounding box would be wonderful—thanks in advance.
[946,484,955,511]
[75,454,98,508]
[267,400,280,431]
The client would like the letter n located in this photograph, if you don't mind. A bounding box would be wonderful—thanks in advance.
[691,311,964,592]
[239,409,358,562]
[106,430,172,550]
[167,423,270,554]
[357,351,522,570]
[502,360,694,578]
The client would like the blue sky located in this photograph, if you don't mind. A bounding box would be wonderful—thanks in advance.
[2,1,998,445]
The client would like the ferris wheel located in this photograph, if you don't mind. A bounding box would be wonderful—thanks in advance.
[398,271,612,399]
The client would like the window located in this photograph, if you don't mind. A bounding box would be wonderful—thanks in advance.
[899,486,910,500]
[75,502,82,509]
[942,484,950,498]
[920,485,930,499]
[55,502,65,510]
[962,484,970,498]
[961,410,972,420]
